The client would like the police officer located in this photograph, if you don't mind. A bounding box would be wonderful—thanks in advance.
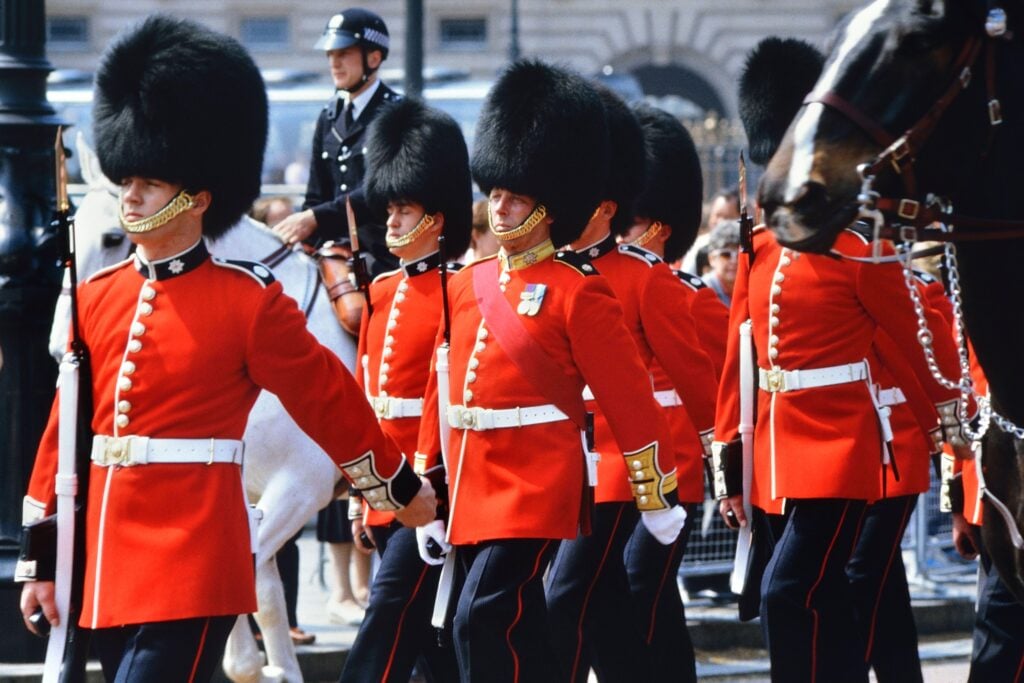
[414,60,685,683]
[272,8,400,276]
[339,97,471,683]
[16,16,434,682]
[713,36,974,683]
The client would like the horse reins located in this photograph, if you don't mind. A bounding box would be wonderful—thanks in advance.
[807,17,1024,242]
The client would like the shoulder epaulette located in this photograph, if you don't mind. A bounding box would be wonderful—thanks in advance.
[843,224,872,243]
[913,269,938,284]
[372,268,401,284]
[674,270,707,291]
[554,249,599,276]
[85,256,133,283]
[617,243,661,267]
[212,257,276,287]
[447,262,465,273]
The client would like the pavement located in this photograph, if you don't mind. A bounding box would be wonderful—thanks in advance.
[0,529,980,683]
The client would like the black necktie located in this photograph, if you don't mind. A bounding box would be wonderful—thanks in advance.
[344,102,355,133]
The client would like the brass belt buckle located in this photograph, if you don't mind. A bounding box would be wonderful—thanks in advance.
[460,408,476,429]
[373,397,390,419]
[765,369,785,393]
[104,437,129,465]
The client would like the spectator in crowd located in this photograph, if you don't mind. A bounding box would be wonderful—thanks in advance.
[702,219,741,308]
[681,186,740,274]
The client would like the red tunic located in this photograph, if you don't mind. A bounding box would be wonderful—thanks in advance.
[578,238,718,505]
[26,240,411,628]
[714,228,962,511]
[357,254,450,526]
[416,245,674,544]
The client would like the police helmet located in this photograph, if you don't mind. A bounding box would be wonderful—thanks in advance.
[314,8,390,59]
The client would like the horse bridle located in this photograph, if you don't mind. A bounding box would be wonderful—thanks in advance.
[806,7,1024,243]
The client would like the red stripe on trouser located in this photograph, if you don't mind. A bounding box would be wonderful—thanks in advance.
[1015,648,1024,682]
[570,507,625,680]
[506,540,554,683]
[380,563,432,682]
[187,618,211,683]
[864,498,913,661]
[803,502,852,683]
[646,537,680,643]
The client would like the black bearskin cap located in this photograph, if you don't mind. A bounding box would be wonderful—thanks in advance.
[364,98,473,257]
[595,86,646,238]
[739,37,825,166]
[93,14,268,239]
[471,59,609,247]
[632,104,703,263]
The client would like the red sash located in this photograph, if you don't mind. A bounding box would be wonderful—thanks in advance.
[471,258,587,430]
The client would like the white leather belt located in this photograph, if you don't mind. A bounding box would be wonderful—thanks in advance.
[653,389,683,407]
[876,387,907,407]
[446,404,569,431]
[582,385,595,401]
[758,361,868,393]
[91,435,244,467]
[369,395,424,420]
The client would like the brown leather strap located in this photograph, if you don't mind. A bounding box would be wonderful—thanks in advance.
[472,258,587,429]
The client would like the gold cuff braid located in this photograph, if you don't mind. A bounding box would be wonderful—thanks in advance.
[624,442,675,511]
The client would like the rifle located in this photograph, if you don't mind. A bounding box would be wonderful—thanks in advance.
[738,152,755,265]
[430,235,457,639]
[346,196,373,317]
[29,127,94,683]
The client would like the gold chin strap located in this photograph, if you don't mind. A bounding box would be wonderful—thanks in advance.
[120,190,196,234]
[385,212,436,248]
[489,203,547,242]
[629,220,663,249]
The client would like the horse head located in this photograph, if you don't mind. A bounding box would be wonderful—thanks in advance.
[759,0,1012,252]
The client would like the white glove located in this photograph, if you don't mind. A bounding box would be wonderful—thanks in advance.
[641,505,687,545]
[415,520,451,566]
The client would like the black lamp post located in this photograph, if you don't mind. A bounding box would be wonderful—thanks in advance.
[509,0,521,61]
[404,0,424,98]
[0,0,65,661]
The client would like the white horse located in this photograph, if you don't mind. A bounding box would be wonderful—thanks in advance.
[51,134,352,683]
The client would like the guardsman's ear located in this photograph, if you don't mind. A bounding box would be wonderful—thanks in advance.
[431,212,445,232]
[190,190,213,216]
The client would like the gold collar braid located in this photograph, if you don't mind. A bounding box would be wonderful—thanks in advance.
[498,238,555,271]
[629,220,663,249]
[120,190,196,234]
[385,212,436,248]
[489,203,547,242]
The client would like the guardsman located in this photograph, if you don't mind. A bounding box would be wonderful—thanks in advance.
[713,36,974,683]
[339,97,470,683]
[413,60,684,683]
[942,343,1024,680]
[545,94,719,683]
[15,17,433,682]
[846,268,958,683]
[272,7,400,275]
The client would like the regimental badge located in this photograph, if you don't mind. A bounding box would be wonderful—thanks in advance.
[516,283,547,316]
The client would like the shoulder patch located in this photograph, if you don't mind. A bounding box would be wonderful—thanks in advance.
[674,270,707,291]
[85,256,133,283]
[554,249,599,276]
[913,269,937,284]
[617,243,660,267]
[211,257,276,287]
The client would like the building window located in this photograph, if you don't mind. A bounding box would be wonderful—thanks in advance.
[47,16,89,49]
[439,18,486,49]
[241,17,289,51]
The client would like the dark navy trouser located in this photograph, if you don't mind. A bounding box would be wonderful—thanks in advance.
[339,523,458,683]
[761,498,869,683]
[92,615,236,683]
[969,530,1024,682]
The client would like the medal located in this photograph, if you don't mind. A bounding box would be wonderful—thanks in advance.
[516,283,547,316]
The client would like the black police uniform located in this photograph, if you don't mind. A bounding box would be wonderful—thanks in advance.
[302,82,401,276]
